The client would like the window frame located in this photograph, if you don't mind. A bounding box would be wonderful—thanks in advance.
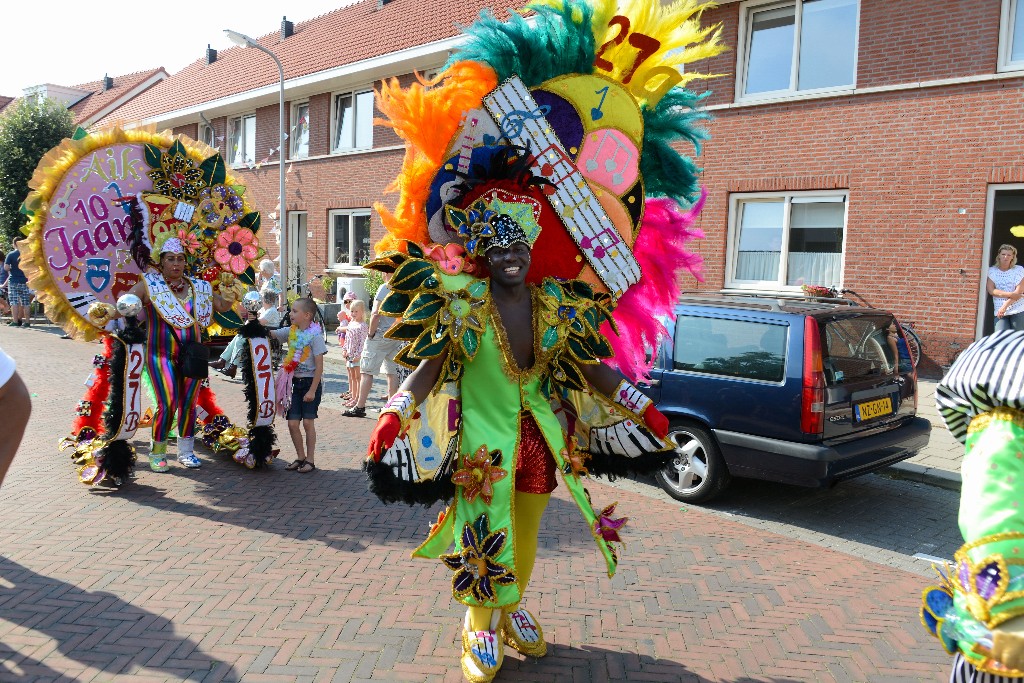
[999,0,1024,72]
[725,189,849,292]
[290,101,310,159]
[328,208,373,270]
[735,0,861,103]
[330,87,375,154]
[227,113,256,168]
[198,122,216,149]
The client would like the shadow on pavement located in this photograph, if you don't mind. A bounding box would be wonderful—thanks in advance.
[0,556,238,682]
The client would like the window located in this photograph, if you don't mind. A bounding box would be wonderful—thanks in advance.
[329,210,372,267]
[740,0,859,99]
[228,114,256,167]
[291,102,309,159]
[1000,0,1024,70]
[332,89,374,152]
[728,192,847,290]
[199,122,216,149]
[673,316,787,383]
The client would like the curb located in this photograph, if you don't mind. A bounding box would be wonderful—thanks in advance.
[882,461,961,491]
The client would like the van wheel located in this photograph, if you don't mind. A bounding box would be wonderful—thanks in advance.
[655,421,730,503]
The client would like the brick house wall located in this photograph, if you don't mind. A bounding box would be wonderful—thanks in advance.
[685,0,1023,373]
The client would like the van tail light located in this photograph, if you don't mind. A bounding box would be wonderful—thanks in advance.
[801,316,825,435]
[895,320,918,411]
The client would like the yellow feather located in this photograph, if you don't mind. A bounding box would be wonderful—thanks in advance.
[591,0,726,88]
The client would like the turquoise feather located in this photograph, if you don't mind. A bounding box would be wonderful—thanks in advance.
[641,87,712,208]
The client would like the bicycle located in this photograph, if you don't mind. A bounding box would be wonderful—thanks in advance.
[837,288,922,368]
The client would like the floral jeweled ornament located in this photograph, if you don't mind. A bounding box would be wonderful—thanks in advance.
[440,514,517,602]
[214,225,258,275]
[593,502,628,544]
[196,184,245,231]
[451,445,507,505]
[147,146,205,201]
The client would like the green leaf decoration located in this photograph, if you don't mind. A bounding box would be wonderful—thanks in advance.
[567,335,594,362]
[406,241,425,259]
[467,279,488,298]
[18,202,32,217]
[72,127,89,141]
[199,153,227,187]
[232,184,246,196]
[388,321,424,341]
[541,325,560,352]
[237,266,256,287]
[445,206,468,233]
[585,334,613,358]
[168,139,188,159]
[239,211,261,233]
[568,280,596,300]
[543,280,563,302]
[462,328,479,358]
[405,293,444,322]
[582,306,601,330]
[364,254,406,273]
[144,144,163,170]
[556,359,586,390]
[214,309,243,329]
[412,328,449,358]
[392,259,436,292]
[380,291,412,316]
[396,345,419,367]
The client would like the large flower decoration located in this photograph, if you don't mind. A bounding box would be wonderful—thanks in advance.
[438,287,487,343]
[440,514,517,602]
[424,242,470,276]
[446,200,496,257]
[196,184,245,231]
[593,502,628,544]
[175,229,202,254]
[214,225,258,275]
[451,445,507,505]
[148,149,205,201]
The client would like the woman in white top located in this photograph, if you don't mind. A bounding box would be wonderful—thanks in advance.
[987,243,1024,332]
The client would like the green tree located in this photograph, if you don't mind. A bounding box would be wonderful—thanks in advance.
[0,98,75,246]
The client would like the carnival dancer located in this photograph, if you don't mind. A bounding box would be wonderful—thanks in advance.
[359,1,722,679]
[90,237,238,472]
[921,331,1024,680]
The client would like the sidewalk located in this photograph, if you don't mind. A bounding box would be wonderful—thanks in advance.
[886,377,963,490]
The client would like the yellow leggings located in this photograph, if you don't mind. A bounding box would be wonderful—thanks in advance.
[468,491,550,631]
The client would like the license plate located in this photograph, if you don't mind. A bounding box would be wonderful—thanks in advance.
[854,396,894,423]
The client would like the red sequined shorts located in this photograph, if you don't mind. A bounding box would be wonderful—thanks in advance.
[515,414,557,494]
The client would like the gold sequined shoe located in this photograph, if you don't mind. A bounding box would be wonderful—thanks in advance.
[500,607,547,657]
[460,611,503,683]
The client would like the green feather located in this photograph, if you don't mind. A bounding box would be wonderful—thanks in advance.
[448,0,596,88]
[641,88,712,207]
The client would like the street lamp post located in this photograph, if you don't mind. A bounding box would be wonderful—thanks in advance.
[224,29,288,303]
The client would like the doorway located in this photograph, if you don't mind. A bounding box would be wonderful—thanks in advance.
[980,186,1024,336]
[288,211,308,293]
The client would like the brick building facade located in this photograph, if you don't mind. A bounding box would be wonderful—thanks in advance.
[99,0,1024,373]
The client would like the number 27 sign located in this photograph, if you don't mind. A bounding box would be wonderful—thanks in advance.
[248,338,276,427]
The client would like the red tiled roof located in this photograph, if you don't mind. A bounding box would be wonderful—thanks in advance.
[68,68,167,125]
[101,0,521,125]
[0,96,14,114]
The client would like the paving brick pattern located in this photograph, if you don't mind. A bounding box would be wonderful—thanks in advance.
[0,326,951,681]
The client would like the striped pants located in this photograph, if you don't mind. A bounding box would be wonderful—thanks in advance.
[951,653,1016,683]
[147,317,202,442]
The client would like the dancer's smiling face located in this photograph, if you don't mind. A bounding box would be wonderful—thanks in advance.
[487,242,531,289]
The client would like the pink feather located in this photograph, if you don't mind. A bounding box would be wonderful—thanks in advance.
[602,190,707,381]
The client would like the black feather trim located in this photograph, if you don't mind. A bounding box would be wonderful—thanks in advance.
[98,439,135,483]
[363,460,455,507]
[584,449,674,481]
[119,322,146,345]
[102,338,127,437]
[238,332,258,426]
[123,196,151,271]
[248,425,276,469]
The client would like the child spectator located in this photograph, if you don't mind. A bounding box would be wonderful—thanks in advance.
[341,300,367,408]
[337,292,357,398]
[270,298,326,473]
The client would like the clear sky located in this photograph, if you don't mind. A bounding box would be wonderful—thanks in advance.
[0,1,359,96]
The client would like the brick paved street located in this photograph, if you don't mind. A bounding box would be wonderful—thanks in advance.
[0,326,953,682]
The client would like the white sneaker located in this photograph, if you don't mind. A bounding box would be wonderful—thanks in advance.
[460,610,502,683]
[177,437,201,468]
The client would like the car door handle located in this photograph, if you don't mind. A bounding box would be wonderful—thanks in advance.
[637,379,661,388]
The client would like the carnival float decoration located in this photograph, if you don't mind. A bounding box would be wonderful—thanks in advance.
[21,127,276,485]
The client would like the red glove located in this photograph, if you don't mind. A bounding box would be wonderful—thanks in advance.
[642,404,669,440]
[367,413,402,462]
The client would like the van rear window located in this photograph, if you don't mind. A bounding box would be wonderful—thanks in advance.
[821,315,900,385]
[673,316,787,382]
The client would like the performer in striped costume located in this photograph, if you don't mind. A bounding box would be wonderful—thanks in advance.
[923,331,1024,681]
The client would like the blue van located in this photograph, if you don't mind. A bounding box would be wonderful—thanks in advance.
[639,294,931,503]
